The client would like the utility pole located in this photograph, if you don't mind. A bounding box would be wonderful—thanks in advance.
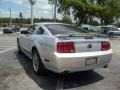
[54,0,57,22]
[29,0,36,25]
[31,4,33,24]
[0,16,2,27]
[51,2,54,21]
[48,0,54,21]
[9,8,12,27]
[48,0,57,22]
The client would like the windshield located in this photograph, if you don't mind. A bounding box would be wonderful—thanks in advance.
[45,24,88,35]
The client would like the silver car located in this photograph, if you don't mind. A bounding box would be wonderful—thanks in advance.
[108,28,120,36]
[17,23,112,74]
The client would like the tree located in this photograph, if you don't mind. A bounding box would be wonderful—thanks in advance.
[57,0,120,25]
[97,0,107,5]
[57,0,104,24]
[61,15,72,24]
[99,0,120,25]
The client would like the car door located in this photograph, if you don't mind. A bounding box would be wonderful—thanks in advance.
[21,25,36,55]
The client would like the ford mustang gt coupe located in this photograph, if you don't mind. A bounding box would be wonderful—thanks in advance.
[17,23,112,74]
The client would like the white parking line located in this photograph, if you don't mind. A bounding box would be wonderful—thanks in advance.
[0,31,3,35]
[56,76,64,90]
[0,47,16,54]
[12,32,20,34]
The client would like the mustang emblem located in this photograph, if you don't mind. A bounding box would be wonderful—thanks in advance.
[87,44,92,48]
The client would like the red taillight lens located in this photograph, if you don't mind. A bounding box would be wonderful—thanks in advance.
[57,42,75,53]
[101,41,110,51]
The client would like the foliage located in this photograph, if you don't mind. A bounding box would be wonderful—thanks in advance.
[61,15,72,24]
[57,0,120,25]
[88,17,99,26]
[0,18,63,26]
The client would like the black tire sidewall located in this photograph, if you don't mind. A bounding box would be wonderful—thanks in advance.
[17,40,22,53]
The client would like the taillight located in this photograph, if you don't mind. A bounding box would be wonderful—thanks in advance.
[101,41,110,51]
[57,42,75,53]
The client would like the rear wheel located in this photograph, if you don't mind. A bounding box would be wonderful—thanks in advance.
[108,32,114,37]
[32,49,46,75]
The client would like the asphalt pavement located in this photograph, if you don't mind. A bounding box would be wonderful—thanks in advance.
[0,33,120,90]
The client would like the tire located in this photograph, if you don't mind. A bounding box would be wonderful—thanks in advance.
[108,32,114,37]
[90,29,93,32]
[32,49,46,75]
[17,40,22,54]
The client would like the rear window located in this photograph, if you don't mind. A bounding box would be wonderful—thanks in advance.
[44,24,88,35]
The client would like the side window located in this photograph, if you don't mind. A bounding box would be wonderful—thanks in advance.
[27,25,36,34]
[36,27,44,34]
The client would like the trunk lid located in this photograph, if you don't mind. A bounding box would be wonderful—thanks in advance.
[56,33,109,53]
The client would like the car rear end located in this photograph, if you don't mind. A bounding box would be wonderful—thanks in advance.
[44,23,112,73]
[53,36,112,73]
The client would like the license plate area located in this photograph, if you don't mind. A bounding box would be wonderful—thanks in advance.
[85,57,97,66]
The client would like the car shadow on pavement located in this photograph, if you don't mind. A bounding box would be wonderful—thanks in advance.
[15,51,104,90]
[63,70,104,89]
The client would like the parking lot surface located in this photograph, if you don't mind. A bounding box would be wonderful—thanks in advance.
[0,33,120,90]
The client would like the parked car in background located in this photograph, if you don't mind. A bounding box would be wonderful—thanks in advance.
[3,27,15,33]
[17,22,112,74]
[117,28,120,31]
[3,26,20,33]
[100,26,111,34]
[80,24,94,32]
[92,26,101,33]
[107,28,120,36]
[15,25,21,32]
[107,25,116,28]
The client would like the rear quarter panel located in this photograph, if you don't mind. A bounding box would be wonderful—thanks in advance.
[30,35,57,69]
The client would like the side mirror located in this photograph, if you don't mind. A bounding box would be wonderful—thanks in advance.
[21,30,28,34]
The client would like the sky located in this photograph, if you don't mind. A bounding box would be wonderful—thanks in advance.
[0,0,62,19]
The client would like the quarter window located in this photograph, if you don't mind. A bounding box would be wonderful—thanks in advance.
[36,27,44,34]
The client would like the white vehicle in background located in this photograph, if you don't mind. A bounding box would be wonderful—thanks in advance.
[17,23,112,74]
[81,24,94,32]
[92,26,101,33]
[98,26,112,34]
[117,28,120,31]
[107,25,114,27]
[107,27,120,36]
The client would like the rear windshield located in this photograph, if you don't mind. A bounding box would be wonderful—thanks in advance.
[44,24,88,35]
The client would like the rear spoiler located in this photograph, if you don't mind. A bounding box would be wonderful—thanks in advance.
[55,33,108,38]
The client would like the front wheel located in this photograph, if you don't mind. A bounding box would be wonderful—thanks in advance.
[32,49,46,75]
[17,40,22,54]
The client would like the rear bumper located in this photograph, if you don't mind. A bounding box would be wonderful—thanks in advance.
[50,50,112,73]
